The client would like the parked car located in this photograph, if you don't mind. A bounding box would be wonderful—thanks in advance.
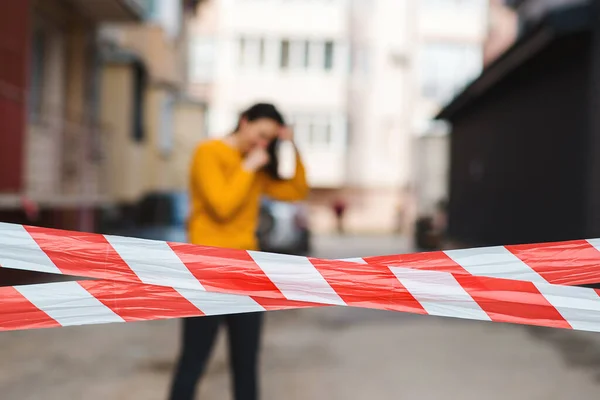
[107,192,311,255]
[107,191,189,243]
[257,198,311,255]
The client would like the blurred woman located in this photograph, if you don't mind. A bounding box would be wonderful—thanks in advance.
[168,103,309,400]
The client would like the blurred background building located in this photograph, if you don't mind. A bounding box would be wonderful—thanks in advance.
[187,0,493,234]
[188,0,353,232]
[6,2,600,398]
[98,0,205,232]
[409,0,491,237]
[0,0,205,234]
[437,0,600,246]
[0,0,534,241]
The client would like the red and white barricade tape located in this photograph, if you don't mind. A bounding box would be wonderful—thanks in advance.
[2,222,600,333]
[1,280,318,331]
[360,239,600,286]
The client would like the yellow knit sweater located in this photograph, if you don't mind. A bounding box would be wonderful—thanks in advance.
[188,139,309,250]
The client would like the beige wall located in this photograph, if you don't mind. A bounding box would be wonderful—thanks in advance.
[142,87,169,192]
[100,11,206,204]
[170,101,206,190]
[143,87,205,195]
[101,64,147,203]
[101,68,206,202]
[114,25,183,86]
[142,86,191,193]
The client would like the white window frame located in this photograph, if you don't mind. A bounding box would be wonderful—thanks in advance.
[189,36,216,83]
[290,40,305,69]
[309,42,325,72]
[419,41,482,103]
[159,94,175,156]
[290,113,346,150]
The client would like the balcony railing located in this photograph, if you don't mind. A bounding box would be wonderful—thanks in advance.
[26,111,111,206]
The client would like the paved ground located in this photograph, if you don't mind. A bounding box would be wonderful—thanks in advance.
[2,234,600,399]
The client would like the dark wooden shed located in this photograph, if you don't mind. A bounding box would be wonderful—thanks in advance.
[437,4,600,247]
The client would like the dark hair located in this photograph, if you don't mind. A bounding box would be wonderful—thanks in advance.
[236,103,287,180]
[235,103,285,131]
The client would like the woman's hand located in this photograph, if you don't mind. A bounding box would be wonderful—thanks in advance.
[279,126,294,141]
[243,146,270,172]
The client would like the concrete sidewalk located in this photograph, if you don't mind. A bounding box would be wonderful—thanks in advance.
[2,309,600,399]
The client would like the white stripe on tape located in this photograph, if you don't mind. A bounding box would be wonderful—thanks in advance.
[176,288,265,316]
[105,235,205,291]
[390,266,491,321]
[339,257,367,264]
[0,223,62,275]
[586,238,600,253]
[248,251,346,306]
[15,281,124,327]
[444,246,547,284]
[534,283,600,332]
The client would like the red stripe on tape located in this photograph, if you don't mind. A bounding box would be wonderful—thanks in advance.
[80,280,204,322]
[507,240,600,286]
[366,251,467,275]
[453,275,572,329]
[0,286,60,331]
[25,226,142,283]
[169,243,288,300]
[310,259,428,314]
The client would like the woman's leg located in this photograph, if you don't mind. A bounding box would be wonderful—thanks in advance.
[226,312,264,400]
[168,316,222,400]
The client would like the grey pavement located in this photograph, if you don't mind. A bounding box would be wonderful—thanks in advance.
[1,234,600,399]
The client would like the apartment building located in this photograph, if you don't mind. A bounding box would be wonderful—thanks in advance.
[437,0,598,245]
[99,0,205,217]
[0,0,145,232]
[339,0,416,233]
[188,0,407,233]
[189,0,350,193]
[187,0,490,233]
[0,0,204,233]
[322,0,489,234]
[410,0,489,228]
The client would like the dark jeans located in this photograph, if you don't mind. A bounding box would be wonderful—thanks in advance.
[168,312,264,400]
